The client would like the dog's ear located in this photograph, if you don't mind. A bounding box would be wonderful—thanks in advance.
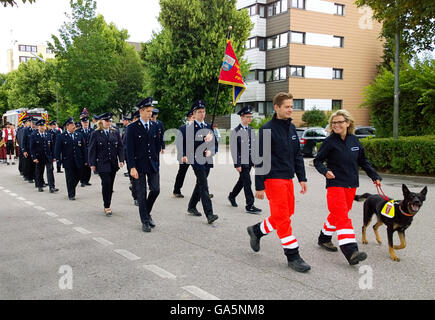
[420,186,427,200]
[402,184,410,197]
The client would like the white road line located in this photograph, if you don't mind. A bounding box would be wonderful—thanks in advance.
[92,237,113,246]
[58,218,73,225]
[45,212,58,218]
[24,201,35,206]
[3,189,11,193]
[0,186,4,189]
[113,249,141,261]
[17,197,26,201]
[9,193,18,197]
[181,286,220,300]
[142,265,177,279]
[34,206,46,211]
[73,227,92,235]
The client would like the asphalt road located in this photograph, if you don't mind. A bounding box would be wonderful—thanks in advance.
[1,145,434,300]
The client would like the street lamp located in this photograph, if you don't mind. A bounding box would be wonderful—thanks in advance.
[30,52,59,123]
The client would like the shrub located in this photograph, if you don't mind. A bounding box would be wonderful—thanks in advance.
[302,108,328,127]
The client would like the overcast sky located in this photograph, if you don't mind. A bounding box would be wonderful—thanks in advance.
[0,0,161,73]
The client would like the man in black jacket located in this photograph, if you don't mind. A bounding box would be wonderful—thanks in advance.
[247,92,311,273]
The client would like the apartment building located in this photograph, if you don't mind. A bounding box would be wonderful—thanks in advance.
[6,41,55,73]
[236,0,383,126]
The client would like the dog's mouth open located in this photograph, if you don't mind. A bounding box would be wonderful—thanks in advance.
[408,203,421,213]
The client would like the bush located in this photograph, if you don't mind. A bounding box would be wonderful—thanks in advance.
[360,136,435,175]
[302,108,328,127]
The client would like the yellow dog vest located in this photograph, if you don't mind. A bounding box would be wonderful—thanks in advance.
[381,200,396,218]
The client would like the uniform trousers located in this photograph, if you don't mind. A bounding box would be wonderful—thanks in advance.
[34,160,55,188]
[229,166,254,207]
[80,165,92,184]
[259,179,299,253]
[173,163,189,194]
[23,155,35,180]
[188,166,213,217]
[98,169,117,208]
[136,172,160,224]
[320,187,357,247]
[64,166,81,198]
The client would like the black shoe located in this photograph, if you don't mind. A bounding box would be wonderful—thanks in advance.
[207,214,219,224]
[287,255,311,273]
[348,251,368,265]
[228,195,238,207]
[69,196,75,201]
[247,225,261,252]
[187,208,202,216]
[134,199,139,206]
[173,193,184,198]
[318,241,338,252]
[7,162,10,165]
[246,205,262,214]
[43,183,48,187]
[149,218,156,228]
[49,187,59,193]
[104,209,112,217]
[38,187,44,192]
[209,193,214,199]
[142,222,151,232]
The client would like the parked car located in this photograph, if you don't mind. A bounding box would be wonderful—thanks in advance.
[355,126,376,139]
[296,127,327,157]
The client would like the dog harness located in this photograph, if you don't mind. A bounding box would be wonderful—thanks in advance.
[381,200,398,218]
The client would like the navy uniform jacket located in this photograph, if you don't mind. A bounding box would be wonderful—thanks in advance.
[20,127,34,154]
[255,113,307,191]
[76,127,94,163]
[313,132,381,189]
[152,119,165,153]
[16,126,24,152]
[125,119,160,174]
[230,123,255,168]
[29,131,55,163]
[186,120,218,171]
[54,131,86,169]
[88,129,124,173]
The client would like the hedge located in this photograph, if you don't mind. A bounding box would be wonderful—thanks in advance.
[360,136,435,175]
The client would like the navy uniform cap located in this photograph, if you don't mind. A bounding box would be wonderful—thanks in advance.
[80,116,89,122]
[35,119,46,126]
[62,117,75,127]
[186,109,193,118]
[191,99,206,112]
[75,122,82,128]
[49,120,57,126]
[98,112,113,121]
[122,115,131,121]
[22,116,32,123]
[152,108,159,115]
[132,110,140,119]
[237,105,254,116]
[136,97,153,109]
[92,114,100,120]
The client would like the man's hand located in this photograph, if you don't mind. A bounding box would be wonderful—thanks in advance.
[204,133,214,143]
[130,167,139,180]
[236,166,242,173]
[23,152,28,158]
[325,171,335,179]
[299,181,307,194]
[205,150,211,157]
[119,162,124,168]
[90,166,96,172]
[255,190,265,200]
[33,159,39,164]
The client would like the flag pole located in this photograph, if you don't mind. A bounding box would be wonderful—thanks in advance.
[211,26,232,128]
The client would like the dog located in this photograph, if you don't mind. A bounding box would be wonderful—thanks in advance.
[354,184,427,261]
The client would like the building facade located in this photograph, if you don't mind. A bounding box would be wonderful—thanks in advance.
[6,41,55,73]
[236,0,383,126]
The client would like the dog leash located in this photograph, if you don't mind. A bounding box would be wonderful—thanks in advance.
[374,181,390,201]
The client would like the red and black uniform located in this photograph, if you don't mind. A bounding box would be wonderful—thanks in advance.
[314,132,381,260]
[250,113,307,264]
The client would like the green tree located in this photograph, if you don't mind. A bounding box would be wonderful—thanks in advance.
[1,0,35,7]
[141,0,252,129]
[0,74,10,116]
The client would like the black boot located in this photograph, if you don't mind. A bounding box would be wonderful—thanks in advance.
[318,230,338,252]
[284,248,311,273]
[340,243,367,265]
[247,223,264,252]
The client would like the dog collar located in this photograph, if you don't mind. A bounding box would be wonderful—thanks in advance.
[399,201,415,217]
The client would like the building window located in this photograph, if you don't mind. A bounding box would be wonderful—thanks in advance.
[333,36,344,47]
[334,3,345,16]
[291,0,305,9]
[266,102,274,114]
[19,56,35,63]
[46,48,53,54]
[248,5,257,16]
[279,33,288,48]
[267,32,288,50]
[267,35,278,50]
[332,100,343,109]
[258,70,265,83]
[245,71,256,82]
[258,102,265,114]
[290,31,305,44]
[333,68,343,79]
[293,99,304,110]
[266,67,287,82]
[259,5,266,18]
[18,44,37,53]
[258,38,265,51]
[267,0,288,17]
[290,66,305,77]
[245,38,256,49]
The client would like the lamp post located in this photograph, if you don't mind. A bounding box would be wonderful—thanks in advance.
[30,53,59,123]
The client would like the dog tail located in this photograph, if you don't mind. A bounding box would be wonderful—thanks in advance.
[354,193,373,202]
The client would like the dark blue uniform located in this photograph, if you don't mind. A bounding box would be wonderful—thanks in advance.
[21,126,35,182]
[76,126,94,185]
[48,128,62,172]
[152,119,165,153]
[54,130,86,199]
[173,122,191,196]
[29,131,56,190]
[88,128,124,210]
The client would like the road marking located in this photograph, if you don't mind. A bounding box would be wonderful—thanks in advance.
[24,201,35,206]
[142,265,177,279]
[0,186,4,189]
[45,212,58,218]
[17,197,26,201]
[9,193,18,197]
[92,237,113,246]
[181,286,220,300]
[114,249,141,261]
[58,218,73,225]
[73,227,92,235]
[34,206,46,211]
[3,189,11,193]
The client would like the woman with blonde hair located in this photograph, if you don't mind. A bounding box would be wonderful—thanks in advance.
[314,109,382,265]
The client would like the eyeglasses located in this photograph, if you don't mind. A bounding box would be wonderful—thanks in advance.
[331,120,347,125]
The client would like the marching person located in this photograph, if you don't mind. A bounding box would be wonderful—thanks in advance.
[125,97,161,232]
[54,117,86,200]
[247,92,310,273]
[29,119,58,193]
[21,117,36,183]
[151,108,165,154]
[313,109,382,265]
[47,121,63,173]
[173,108,194,198]
[186,99,219,224]
[121,115,131,178]
[77,113,94,187]
[126,111,140,205]
[2,122,16,165]
[88,112,124,216]
[228,105,261,214]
